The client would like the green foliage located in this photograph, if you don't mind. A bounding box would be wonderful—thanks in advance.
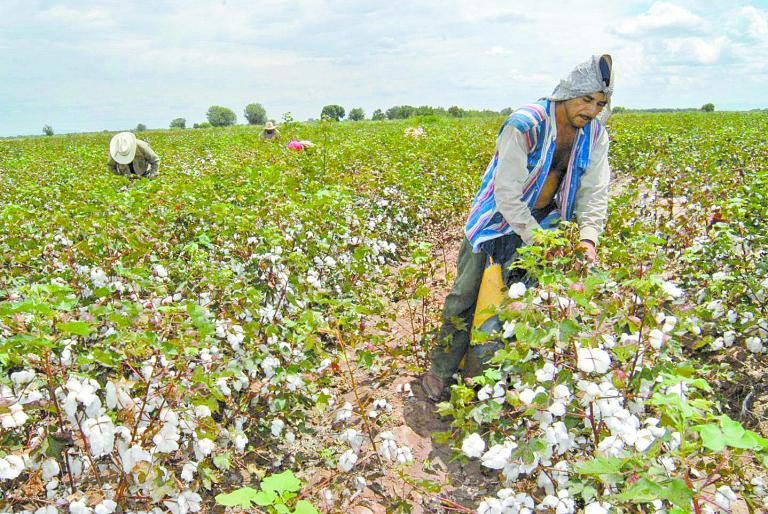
[206,105,237,126]
[371,109,385,121]
[701,102,715,112]
[42,125,54,136]
[245,103,268,125]
[348,107,365,121]
[170,118,186,129]
[447,105,465,118]
[320,104,345,121]
[193,121,211,128]
[136,123,147,131]
[215,470,318,513]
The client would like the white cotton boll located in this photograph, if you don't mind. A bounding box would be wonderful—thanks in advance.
[714,485,738,511]
[477,385,492,402]
[42,458,60,481]
[669,431,682,451]
[121,445,151,474]
[508,282,526,299]
[194,405,212,418]
[196,438,216,457]
[11,369,35,386]
[69,499,92,514]
[601,334,616,348]
[502,320,516,339]
[661,281,683,299]
[477,498,503,514]
[584,502,612,514]
[337,449,358,472]
[519,388,537,405]
[481,443,513,470]
[94,500,117,514]
[747,337,764,353]
[83,416,115,457]
[234,433,248,452]
[553,384,572,403]
[36,506,58,514]
[461,433,486,458]
[706,300,725,319]
[536,362,557,383]
[271,419,285,437]
[354,476,367,490]
[548,402,566,417]
[1,403,29,429]
[181,462,198,482]
[340,429,364,450]
[396,446,413,464]
[152,264,168,278]
[577,348,612,374]
[648,329,665,350]
[0,454,26,480]
[335,401,353,422]
[634,428,655,452]
[710,337,725,351]
[723,331,736,347]
[379,439,398,461]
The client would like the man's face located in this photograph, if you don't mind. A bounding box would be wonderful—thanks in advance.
[562,92,608,129]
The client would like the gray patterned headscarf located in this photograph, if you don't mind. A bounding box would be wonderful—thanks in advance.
[547,54,614,123]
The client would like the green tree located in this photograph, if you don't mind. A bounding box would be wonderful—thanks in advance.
[701,103,715,112]
[500,107,513,116]
[170,118,186,129]
[321,104,345,121]
[348,108,365,121]
[207,106,237,127]
[448,106,465,118]
[612,106,626,113]
[136,123,147,131]
[385,105,415,120]
[371,109,385,121]
[42,125,54,136]
[244,103,267,125]
[193,122,212,129]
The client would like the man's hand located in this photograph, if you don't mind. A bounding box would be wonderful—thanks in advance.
[577,239,597,264]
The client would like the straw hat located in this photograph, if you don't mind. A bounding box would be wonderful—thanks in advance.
[109,132,137,164]
[265,121,275,130]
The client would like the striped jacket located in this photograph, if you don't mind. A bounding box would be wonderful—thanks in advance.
[465,100,610,252]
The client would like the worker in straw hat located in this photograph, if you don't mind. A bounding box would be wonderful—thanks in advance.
[107,132,160,179]
[260,121,281,141]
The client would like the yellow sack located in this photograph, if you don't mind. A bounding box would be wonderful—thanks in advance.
[460,258,506,375]
[472,258,505,330]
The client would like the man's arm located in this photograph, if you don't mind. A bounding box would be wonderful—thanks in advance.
[494,124,541,244]
[574,129,611,246]
[107,156,122,176]
[137,140,160,177]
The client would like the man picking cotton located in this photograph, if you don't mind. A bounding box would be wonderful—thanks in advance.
[422,55,614,401]
[108,132,160,179]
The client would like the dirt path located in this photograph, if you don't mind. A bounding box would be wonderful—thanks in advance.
[299,223,500,513]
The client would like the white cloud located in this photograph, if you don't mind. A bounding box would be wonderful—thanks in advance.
[725,6,768,41]
[36,5,114,30]
[616,2,708,36]
[661,36,729,65]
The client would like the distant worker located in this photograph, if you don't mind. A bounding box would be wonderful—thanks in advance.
[261,121,281,141]
[108,132,160,179]
[421,55,614,401]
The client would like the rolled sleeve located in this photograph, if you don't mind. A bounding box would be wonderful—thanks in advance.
[494,125,541,245]
[574,129,611,245]
[137,140,160,177]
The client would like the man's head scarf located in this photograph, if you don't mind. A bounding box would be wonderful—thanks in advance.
[547,54,614,123]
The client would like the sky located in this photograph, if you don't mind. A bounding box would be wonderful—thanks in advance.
[1,0,767,136]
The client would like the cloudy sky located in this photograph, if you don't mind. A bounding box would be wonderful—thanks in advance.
[1,0,767,136]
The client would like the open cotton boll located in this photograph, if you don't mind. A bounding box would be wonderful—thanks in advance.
[576,347,612,374]
[461,433,486,458]
[0,454,26,480]
[481,442,515,469]
[337,449,358,472]
[508,282,526,299]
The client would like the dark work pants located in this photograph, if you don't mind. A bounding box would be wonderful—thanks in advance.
[429,206,554,380]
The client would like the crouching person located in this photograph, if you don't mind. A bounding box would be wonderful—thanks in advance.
[108,132,160,179]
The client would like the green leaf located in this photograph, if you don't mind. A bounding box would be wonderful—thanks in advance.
[274,504,291,514]
[213,452,232,471]
[59,321,93,337]
[261,470,302,494]
[660,479,693,508]
[697,424,726,451]
[616,477,663,502]
[293,500,320,514]
[252,490,278,506]
[574,456,624,475]
[215,487,260,507]
[720,416,746,441]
